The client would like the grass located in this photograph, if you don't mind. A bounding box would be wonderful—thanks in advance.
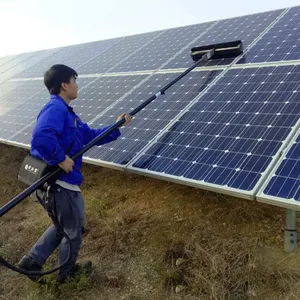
[1,144,300,300]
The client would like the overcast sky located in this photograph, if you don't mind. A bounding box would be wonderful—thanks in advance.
[0,0,299,57]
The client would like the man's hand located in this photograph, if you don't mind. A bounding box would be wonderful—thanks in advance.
[116,112,132,127]
[59,155,74,173]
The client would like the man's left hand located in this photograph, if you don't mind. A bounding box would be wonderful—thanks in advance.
[117,113,133,127]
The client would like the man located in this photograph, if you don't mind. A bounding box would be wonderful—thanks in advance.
[18,64,132,283]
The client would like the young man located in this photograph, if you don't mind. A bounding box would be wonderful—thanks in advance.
[18,64,132,283]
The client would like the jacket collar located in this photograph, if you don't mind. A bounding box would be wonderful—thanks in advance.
[51,94,74,112]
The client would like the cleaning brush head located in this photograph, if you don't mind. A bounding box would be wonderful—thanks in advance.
[191,40,243,61]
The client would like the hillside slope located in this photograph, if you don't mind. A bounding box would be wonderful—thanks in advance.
[1,144,300,300]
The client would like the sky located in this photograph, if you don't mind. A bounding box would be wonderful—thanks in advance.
[0,0,299,57]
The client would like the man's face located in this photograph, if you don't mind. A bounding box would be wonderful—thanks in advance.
[62,76,78,100]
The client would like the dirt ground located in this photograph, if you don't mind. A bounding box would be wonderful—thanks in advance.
[1,143,300,300]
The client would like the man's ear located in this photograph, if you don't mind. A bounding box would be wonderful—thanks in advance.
[61,82,67,92]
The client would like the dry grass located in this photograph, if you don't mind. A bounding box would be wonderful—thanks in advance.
[183,232,300,300]
[1,144,300,300]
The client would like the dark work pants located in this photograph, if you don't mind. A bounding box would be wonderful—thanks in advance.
[29,185,84,277]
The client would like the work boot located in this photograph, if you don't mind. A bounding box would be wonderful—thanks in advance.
[18,255,43,282]
[57,260,92,284]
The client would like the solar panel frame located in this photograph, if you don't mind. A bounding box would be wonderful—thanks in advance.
[257,120,300,209]
[126,64,300,200]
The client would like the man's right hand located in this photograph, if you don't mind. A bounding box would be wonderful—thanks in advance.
[59,155,74,173]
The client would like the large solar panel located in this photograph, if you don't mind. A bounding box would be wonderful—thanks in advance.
[257,129,300,208]
[0,5,299,207]
[128,65,300,198]
[84,70,221,166]
[238,7,300,64]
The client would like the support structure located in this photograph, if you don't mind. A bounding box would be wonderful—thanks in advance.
[284,209,297,253]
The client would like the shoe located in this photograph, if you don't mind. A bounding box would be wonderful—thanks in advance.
[18,255,43,282]
[57,261,92,284]
[82,227,90,237]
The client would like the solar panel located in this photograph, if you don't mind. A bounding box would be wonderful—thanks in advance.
[238,6,300,64]
[61,74,147,125]
[163,9,284,69]
[0,56,7,66]
[0,83,48,140]
[0,54,22,68]
[109,22,214,73]
[76,31,162,75]
[0,80,46,115]
[9,74,148,146]
[257,129,300,208]
[84,70,221,166]
[0,49,56,83]
[128,65,300,199]
[8,123,35,147]
[0,80,19,99]
[14,38,120,79]
[0,52,35,75]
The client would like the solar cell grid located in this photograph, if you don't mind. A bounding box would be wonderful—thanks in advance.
[0,83,47,140]
[238,6,300,64]
[163,9,284,69]
[129,65,300,197]
[110,22,214,72]
[0,80,45,113]
[9,74,148,145]
[85,70,221,165]
[0,52,34,74]
[15,38,119,79]
[77,31,162,75]
[0,49,57,83]
[73,74,148,120]
[0,54,22,68]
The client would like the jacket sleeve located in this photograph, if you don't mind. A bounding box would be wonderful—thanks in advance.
[31,103,67,166]
[81,123,121,146]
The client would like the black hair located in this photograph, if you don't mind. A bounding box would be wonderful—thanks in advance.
[44,64,78,94]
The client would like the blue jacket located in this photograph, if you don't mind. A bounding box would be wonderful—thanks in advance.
[30,94,121,185]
